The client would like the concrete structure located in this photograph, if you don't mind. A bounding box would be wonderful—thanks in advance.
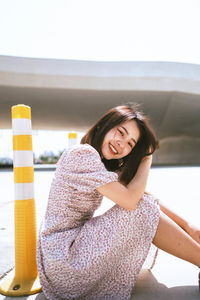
[0,55,200,165]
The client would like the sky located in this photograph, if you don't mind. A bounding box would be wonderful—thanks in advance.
[0,0,200,63]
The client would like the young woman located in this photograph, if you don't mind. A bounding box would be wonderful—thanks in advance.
[37,103,200,300]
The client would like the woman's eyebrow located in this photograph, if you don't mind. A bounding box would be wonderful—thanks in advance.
[121,126,137,144]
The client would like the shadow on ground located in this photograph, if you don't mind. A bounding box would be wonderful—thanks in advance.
[131,269,199,300]
[0,269,199,300]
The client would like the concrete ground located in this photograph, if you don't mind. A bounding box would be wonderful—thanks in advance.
[0,166,200,299]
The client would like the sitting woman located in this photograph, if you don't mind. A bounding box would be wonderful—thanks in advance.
[37,103,200,300]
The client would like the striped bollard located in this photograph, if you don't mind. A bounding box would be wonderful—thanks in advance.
[68,132,77,148]
[0,104,41,296]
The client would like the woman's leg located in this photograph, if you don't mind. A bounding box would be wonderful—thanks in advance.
[153,211,200,267]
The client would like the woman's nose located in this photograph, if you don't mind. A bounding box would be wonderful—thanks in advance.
[117,139,125,148]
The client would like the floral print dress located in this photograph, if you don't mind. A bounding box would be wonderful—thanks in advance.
[37,144,160,300]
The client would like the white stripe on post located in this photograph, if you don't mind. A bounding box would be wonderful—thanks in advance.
[14,183,35,200]
[13,151,33,167]
[12,119,32,135]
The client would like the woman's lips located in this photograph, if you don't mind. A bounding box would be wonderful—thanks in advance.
[109,143,118,155]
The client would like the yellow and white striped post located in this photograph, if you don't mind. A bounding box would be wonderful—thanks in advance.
[68,132,77,148]
[0,104,41,296]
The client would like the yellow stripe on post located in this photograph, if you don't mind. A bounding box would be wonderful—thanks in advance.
[0,104,41,297]
[14,199,37,279]
[12,104,31,120]
[68,132,77,139]
[13,135,32,151]
[14,167,34,183]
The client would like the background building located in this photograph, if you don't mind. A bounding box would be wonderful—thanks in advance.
[0,55,200,165]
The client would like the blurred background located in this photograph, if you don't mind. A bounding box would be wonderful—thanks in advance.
[0,0,200,166]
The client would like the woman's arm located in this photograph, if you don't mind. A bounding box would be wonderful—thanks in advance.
[97,156,152,210]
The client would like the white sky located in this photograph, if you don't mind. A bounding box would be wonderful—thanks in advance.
[0,0,200,63]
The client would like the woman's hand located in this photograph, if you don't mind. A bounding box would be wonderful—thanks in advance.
[184,223,200,244]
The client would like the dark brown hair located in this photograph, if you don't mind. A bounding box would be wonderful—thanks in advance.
[81,103,159,185]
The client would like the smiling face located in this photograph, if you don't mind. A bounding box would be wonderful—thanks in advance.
[101,120,140,160]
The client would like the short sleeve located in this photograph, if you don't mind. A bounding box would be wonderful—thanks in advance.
[56,144,118,193]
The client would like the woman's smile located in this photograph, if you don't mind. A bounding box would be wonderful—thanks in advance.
[109,143,119,155]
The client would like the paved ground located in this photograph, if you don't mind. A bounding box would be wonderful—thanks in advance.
[0,166,200,299]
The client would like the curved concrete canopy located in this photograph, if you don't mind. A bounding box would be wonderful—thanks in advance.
[0,55,200,165]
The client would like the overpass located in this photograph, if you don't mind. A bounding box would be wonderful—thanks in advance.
[0,55,200,165]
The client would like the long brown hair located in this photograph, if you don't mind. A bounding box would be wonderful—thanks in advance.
[81,103,159,185]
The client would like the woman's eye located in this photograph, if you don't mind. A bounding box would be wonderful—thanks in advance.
[118,129,124,136]
[128,142,133,148]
